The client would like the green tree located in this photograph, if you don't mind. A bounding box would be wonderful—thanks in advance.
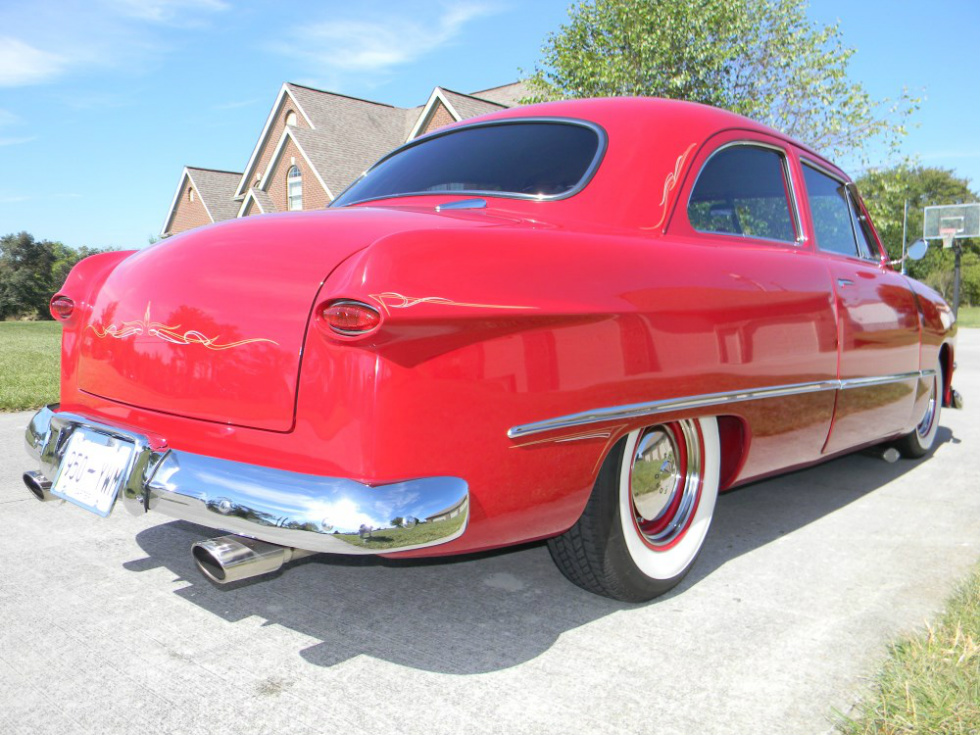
[855,166,980,304]
[528,0,917,163]
[0,232,103,319]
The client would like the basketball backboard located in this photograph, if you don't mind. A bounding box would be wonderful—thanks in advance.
[923,203,980,248]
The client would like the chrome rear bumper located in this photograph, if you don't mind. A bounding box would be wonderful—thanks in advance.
[25,405,469,555]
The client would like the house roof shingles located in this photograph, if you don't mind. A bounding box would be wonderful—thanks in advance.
[243,188,274,215]
[187,167,242,222]
[440,88,506,120]
[469,81,531,107]
[166,81,526,235]
[284,84,410,196]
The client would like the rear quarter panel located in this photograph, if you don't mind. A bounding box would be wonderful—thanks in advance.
[310,223,841,555]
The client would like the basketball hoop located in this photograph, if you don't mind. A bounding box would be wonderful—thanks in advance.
[940,227,957,250]
[923,203,979,320]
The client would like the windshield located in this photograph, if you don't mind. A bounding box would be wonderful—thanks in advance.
[332,120,604,207]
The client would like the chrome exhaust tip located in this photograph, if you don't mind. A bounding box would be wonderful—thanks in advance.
[23,471,53,501]
[192,535,314,585]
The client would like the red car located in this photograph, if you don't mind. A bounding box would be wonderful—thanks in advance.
[25,98,960,601]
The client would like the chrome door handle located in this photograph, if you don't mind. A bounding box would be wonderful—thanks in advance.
[837,278,854,287]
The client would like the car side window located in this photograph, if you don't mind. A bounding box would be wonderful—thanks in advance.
[846,188,881,260]
[687,145,797,243]
[802,162,874,259]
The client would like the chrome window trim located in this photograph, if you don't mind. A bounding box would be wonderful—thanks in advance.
[800,158,879,262]
[331,118,608,208]
[685,140,804,246]
[799,156,849,184]
[843,187,874,260]
[507,370,934,439]
[844,183,886,263]
[784,151,807,246]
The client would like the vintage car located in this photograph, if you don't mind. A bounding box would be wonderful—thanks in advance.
[25,97,960,602]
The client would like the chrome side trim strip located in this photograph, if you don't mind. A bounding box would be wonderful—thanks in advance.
[508,371,931,440]
[508,380,838,439]
[839,370,933,390]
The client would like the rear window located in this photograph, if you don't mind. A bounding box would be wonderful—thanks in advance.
[332,121,604,207]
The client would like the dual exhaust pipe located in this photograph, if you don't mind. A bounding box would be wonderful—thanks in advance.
[23,472,311,584]
[23,471,52,501]
[191,535,315,584]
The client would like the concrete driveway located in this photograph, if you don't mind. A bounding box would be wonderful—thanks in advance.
[2,332,978,735]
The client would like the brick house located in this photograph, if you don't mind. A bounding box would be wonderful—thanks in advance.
[161,81,528,237]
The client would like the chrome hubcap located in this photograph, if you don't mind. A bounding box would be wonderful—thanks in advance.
[630,421,703,546]
[916,374,938,438]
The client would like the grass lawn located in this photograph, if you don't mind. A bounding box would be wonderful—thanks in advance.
[956,305,980,329]
[838,560,980,734]
[0,321,61,412]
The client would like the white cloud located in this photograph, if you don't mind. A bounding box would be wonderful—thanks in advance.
[0,136,37,146]
[275,2,499,76]
[105,0,230,25]
[0,37,67,87]
[0,0,231,88]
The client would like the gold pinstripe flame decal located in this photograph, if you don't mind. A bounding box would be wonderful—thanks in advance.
[88,303,278,350]
[369,291,535,316]
[650,142,697,230]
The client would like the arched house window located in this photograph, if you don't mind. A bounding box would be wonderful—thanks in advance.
[285,110,298,127]
[287,165,303,211]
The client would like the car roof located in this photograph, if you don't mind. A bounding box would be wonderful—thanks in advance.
[356,97,841,231]
[443,96,827,165]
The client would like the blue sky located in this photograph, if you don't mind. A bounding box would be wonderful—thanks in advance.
[1,0,978,250]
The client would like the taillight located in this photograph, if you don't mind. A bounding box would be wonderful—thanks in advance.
[320,300,382,337]
[50,295,75,320]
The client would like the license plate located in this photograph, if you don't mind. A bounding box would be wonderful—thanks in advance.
[51,429,134,517]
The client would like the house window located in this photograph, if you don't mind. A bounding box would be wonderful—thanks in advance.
[287,165,303,210]
[285,110,297,127]
[188,187,195,203]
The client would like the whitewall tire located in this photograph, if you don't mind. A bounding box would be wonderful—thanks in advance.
[548,417,720,602]
[896,361,943,458]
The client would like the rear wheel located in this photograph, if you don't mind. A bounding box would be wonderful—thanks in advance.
[895,361,943,458]
[548,417,720,602]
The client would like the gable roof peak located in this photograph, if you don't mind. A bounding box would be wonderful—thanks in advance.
[438,86,507,107]
[284,82,399,110]
[186,165,243,176]
[467,80,530,107]
[162,165,242,237]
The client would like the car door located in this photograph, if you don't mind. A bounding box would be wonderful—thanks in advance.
[798,160,920,454]
[665,135,840,482]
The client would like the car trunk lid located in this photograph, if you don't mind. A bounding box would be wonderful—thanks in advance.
[77,207,505,431]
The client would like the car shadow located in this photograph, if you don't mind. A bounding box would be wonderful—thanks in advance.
[683,425,954,589]
[124,427,953,675]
